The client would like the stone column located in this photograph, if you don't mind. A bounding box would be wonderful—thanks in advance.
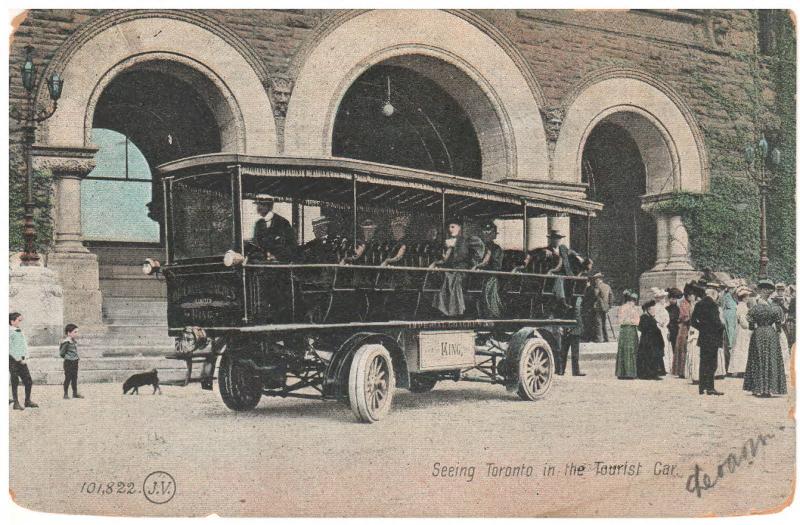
[665,214,694,270]
[32,145,105,331]
[638,198,699,297]
[651,212,670,272]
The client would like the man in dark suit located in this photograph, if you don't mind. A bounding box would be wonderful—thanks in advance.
[252,196,297,262]
[588,272,613,342]
[691,282,725,395]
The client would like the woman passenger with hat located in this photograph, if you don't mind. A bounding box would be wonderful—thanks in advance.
[743,279,787,397]
[474,221,504,319]
[728,285,754,377]
[615,290,640,379]
[431,217,485,317]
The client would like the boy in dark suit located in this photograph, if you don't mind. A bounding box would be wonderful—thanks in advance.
[60,323,83,399]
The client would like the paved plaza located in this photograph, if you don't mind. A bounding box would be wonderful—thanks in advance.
[9,358,795,517]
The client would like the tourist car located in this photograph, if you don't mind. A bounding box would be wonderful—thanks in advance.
[149,155,601,422]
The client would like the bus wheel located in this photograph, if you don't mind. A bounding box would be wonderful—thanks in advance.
[408,374,437,393]
[517,339,554,401]
[219,353,263,411]
[348,344,395,423]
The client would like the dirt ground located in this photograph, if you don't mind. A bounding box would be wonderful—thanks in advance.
[9,359,796,517]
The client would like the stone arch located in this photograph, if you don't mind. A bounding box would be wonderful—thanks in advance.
[284,9,548,182]
[553,68,709,194]
[36,10,276,155]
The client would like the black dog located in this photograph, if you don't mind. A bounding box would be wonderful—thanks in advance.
[122,369,161,395]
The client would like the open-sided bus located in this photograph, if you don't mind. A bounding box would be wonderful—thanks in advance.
[151,155,602,422]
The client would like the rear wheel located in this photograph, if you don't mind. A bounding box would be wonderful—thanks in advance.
[517,339,554,401]
[219,352,263,411]
[408,374,437,393]
[348,344,395,423]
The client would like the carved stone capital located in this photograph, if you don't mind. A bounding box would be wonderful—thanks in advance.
[540,106,565,143]
[31,144,98,179]
[270,76,294,117]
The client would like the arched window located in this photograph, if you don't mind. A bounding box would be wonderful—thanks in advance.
[81,128,160,242]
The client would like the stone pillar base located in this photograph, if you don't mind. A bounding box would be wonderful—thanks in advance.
[9,261,64,345]
[47,251,106,332]
[639,269,701,304]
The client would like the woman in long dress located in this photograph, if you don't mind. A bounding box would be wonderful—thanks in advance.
[474,221,504,319]
[431,218,484,317]
[743,279,787,397]
[672,284,694,377]
[637,300,665,379]
[616,290,639,379]
[652,288,672,375]
[684,283,701,383]
[728,287,753,376]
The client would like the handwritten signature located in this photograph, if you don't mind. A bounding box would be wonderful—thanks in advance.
[685,432,775,498]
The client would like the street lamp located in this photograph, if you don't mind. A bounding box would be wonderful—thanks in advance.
[11,45,64,265]
[744,134,781,279]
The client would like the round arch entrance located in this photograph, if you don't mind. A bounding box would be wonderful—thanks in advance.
[284,10,549,182]
[332,57,483,179]
[86,60,225,244]
[573,115,659,297]
[555,71,706,297]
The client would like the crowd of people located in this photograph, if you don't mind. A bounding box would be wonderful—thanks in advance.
[611,275,793,398]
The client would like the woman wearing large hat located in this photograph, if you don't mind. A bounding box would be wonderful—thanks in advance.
[728,286,754,376]
[615,290,640,379]
[743,279,787,397]
[683,281,702,383]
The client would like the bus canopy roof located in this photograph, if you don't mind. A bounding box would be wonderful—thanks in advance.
[158,154,602,218]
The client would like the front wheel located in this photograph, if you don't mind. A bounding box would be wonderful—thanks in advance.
[348,344,395,423]
[516,339,554,401]
[219,353,263,411]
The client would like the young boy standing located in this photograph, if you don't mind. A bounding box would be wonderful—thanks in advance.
[59,324,83,399]
[9,312,38,410]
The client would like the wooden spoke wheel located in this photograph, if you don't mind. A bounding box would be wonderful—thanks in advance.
[348,344,395,423]
[219,352,263,411]
[408,374,438,393]
[516,339,554,401]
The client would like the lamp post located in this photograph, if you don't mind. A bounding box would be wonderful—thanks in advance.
[11,45,64,265]
[744,135,781,279]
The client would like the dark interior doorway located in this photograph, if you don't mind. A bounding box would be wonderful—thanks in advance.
[573,120,656,297]
[332,63,482,179]
[91,67,222,238]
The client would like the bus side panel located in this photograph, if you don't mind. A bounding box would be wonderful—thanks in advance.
[167,270,245,328]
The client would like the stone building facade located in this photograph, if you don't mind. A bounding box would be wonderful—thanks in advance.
[8,9,783,342]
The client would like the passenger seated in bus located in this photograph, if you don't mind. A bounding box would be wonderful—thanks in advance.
[252,196,298,262]
[301,215,337,263]
[381,215,410,266]
[474,221,504,318]
[430,217,485,317]
[341,219,378,265]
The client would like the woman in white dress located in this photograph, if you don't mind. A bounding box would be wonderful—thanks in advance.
[651,288,673,374]
[683,284,701,383]
[728,287,753,376]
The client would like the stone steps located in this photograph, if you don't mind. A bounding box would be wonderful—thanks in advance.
[27,356,188,385]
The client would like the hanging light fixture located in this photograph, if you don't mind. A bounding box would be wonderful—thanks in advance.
[381,75,394,117]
